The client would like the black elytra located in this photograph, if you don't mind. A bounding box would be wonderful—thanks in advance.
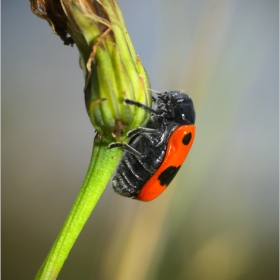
[109,90,196,200]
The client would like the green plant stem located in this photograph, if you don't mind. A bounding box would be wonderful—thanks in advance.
[35,135,122,280]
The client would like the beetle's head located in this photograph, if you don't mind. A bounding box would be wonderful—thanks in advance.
[157,91,196,124]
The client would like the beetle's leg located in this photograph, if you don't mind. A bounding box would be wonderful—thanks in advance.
[127,127,162,146]
[127,114,165,137]
[155,126,173,147]
[108,142,144,158]
[126,115,168,147]
[127,127,159,138]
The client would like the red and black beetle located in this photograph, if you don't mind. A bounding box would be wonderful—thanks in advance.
[109,90,196,201]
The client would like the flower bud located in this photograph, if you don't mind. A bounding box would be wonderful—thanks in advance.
[30,0,151,142]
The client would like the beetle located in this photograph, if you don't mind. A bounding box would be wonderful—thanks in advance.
[109,90,196,201]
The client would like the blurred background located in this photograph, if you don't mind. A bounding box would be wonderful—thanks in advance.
[2,0,278,279]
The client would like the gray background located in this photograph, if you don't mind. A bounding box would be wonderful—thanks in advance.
[2,0,278,279]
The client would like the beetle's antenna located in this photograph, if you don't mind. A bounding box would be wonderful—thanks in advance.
[124,99,163,115]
